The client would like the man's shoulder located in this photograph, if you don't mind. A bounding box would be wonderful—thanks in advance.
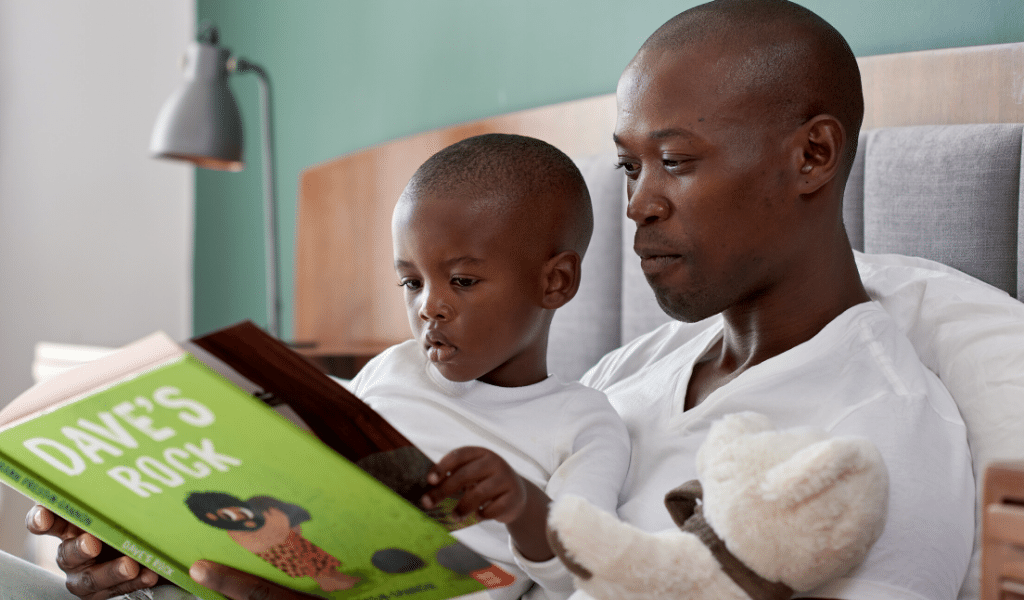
[581,316,722,391]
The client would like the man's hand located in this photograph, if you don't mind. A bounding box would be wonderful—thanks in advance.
[26,505,159,599]
[190,561,321,600]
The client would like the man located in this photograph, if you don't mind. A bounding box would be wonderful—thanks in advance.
[13,1,974,599]
[581,2,972,599]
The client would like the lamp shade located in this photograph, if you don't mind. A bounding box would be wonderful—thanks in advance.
[150,40,244,171]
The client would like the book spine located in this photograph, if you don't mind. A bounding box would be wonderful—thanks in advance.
[0,453,224,600]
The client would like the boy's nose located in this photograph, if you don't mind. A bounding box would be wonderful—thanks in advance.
[419,289,453,321]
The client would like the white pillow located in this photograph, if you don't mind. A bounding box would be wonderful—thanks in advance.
[855,251,1024,600]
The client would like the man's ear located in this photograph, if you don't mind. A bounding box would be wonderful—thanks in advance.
[541,250,582,310]
[794,114,844,195]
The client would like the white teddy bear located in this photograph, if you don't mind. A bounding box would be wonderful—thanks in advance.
[547,412,889,600]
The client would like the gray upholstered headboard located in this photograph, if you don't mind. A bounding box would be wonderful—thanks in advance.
[549,123,1024,381]
[844,124,1023,300]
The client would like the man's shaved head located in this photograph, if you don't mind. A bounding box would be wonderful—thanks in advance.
[639,0,863,180]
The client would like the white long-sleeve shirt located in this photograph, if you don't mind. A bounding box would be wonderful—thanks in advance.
[348,340,631,600]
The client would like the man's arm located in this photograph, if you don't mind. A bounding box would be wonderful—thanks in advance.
[26,505,159,599]
[190,560,323,600]
[28,504,321,600]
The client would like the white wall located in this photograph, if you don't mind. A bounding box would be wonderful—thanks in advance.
[0,0,194,559]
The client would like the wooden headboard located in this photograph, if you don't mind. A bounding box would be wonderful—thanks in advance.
[294,42,1024,362]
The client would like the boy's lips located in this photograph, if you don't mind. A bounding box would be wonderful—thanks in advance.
[424,330,457,363]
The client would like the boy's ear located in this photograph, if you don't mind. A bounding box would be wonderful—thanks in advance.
[541,250,582,310]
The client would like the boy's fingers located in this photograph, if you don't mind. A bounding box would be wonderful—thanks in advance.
[191,560,318,600]
[433,446,487,476]
[457,477,511,518]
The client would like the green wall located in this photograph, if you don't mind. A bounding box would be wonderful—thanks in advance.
[192,0,1023,338]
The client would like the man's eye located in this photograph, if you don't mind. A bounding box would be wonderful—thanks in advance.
[615,160,640,178]
[399,279,422,291]
[662,156,693,171]
[451,277,477,288]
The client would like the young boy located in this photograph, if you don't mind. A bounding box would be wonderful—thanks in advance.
[347,133,630,600]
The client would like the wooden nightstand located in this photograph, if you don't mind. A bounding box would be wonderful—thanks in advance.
[291,340,395,380]
[983,461,1024,600]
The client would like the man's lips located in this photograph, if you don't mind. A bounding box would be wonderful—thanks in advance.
[635,247,683,275]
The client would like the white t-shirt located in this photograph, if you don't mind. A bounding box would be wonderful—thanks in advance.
[348,340,631,600]
[580,302,974,600]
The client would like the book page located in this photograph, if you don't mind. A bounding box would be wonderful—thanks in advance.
[0,332,185,431]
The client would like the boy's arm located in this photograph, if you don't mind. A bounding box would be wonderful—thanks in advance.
[503,479,553,561]
[421,446,554,562]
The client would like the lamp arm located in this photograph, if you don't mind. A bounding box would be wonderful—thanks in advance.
[229,58,281,339]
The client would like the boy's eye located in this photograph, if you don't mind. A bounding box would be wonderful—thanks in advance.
[399,279,422,291]
[451,277,477,288]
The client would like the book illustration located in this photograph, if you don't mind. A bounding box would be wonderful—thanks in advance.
[185,492,361,592]
[371,548,425,573]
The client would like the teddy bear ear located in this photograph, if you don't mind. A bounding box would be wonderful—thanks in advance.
[711,412,774,441]
[759,436,888,507]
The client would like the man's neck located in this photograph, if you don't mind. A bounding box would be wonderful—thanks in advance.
[684,248,869,410]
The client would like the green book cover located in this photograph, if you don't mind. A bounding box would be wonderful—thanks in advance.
[0,327,508,600]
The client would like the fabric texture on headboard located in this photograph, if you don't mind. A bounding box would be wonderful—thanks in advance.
[853,124,1023,297]
[547,154,625,380]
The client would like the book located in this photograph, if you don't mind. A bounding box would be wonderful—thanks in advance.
[0,321,514,600]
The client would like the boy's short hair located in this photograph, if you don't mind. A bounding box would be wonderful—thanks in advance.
[405,133,594,257]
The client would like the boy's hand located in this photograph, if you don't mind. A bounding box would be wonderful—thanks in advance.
[26,504,159,599]
[421,446,528,524]
[422,446,555,562]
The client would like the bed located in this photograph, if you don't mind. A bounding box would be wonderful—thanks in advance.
[294,42,1024,600]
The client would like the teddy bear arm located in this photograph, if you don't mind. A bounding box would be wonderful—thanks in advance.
[664,479,703,528]
[761,437,886,508]
[546,526,592,580]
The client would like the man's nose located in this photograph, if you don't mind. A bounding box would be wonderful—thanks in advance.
[626,172,671,225]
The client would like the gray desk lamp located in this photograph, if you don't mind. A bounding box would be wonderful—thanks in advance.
[150,23,281,338]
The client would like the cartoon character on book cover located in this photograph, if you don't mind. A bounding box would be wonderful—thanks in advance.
[185,492,361,592]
